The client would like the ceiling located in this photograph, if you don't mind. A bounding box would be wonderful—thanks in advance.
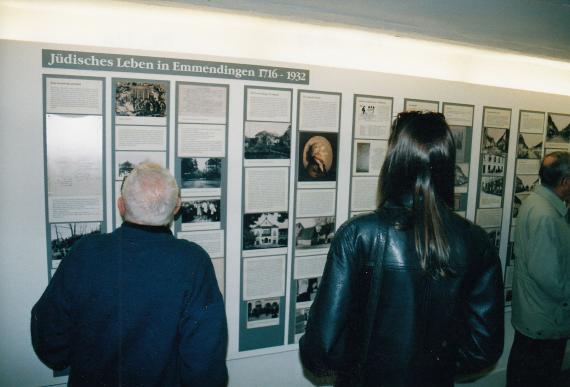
[129,0,570,62]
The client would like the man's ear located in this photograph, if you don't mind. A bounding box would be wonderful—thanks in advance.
[118,196,126,218]
[173,197,181,216]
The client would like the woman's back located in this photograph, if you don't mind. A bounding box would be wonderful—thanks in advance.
[300,205,503,387]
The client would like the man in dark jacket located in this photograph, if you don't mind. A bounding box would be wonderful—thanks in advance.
[31,162,228,387]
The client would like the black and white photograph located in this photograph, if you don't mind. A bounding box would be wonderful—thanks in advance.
[517,133,543,159]
[484,227,501,250]
[454,193,467,212]
[454,163,469,193]
[450,125,467,163]
[50,222,101,261]
[244,121,291,159]
[180,157,222,189]
[115,151,166,180]
[247,298,280,329]
[115,81,167,117]
[243,212,288,250]
[355,142,371,173]
[180,198,221,231]
[482,127,509,154]
[296,277,321,303]
[295,305,311,336]
[481,153,506,176]
[545,113,570,145]
[298,132,338,182]
[295,217,336,249]
[479,175,504,208]
[514,174,539,194]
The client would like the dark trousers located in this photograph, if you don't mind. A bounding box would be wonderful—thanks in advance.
[506,330,566,387]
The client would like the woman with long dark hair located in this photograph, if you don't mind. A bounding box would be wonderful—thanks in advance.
[300,111,504,387]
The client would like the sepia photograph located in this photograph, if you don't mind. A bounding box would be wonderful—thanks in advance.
[243,212,288,250]
[479,176,504,208]
[115,81,167,117]
[247,298,280,329]
[517,133,543,159]
[51,222,101,261]
[244,121,291,159]
[180,157,222,189]
[482,127,509,154]
[545,113,570,144]
[295,216,335,249]
[298,132,338,182]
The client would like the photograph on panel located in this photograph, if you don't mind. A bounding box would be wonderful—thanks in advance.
[517,133,543,159]
[295,216,336,250]
[296,277,321,303]
[115,81,167,118]
[115,151,166,180]
[243,212,288,251]
[483,227,502,250]
[513,174,539,205]
[180,157,221,189]
[51,222,101,261]
[454,193,467,213]
[244,121,291,159]
[454,163,469,193]
[483,127,509,154]
[479,175,504,207]
[247,298,280,329]
[353,140,387,176]
[180,197,221,231]
[298,132,338,181]
[546,113,570,145]
[450,125,468,163]
[295,304,312,338]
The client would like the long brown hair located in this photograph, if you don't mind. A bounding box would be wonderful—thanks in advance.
[378,111,456,277]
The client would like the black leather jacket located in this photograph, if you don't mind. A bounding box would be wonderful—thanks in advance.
[299,204,504,387]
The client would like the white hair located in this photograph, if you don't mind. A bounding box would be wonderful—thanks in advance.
[121,162,179,226]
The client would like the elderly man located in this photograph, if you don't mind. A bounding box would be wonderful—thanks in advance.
[32,162,228,386]
[507,151,570,387]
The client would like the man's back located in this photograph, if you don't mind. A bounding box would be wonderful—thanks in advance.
[512,184,570,339]
[32,222,228,387]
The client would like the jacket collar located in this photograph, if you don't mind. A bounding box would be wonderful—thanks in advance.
[534,184,568,217]
[117,221,173,238]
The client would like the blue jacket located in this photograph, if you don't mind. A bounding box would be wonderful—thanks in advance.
[31,222,228,387]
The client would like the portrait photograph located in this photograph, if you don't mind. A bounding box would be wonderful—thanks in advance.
[297,132,338,182]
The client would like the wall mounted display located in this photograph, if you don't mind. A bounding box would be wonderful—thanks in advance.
[240,86,293,351]
[288,90,341,344]
[348,95,393,217]
[43,75,105,279]
[175,82,228,296]
[404,98,439,112]
[443,102,475,217]
[475,106,512,255]
[112,78,170,229]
